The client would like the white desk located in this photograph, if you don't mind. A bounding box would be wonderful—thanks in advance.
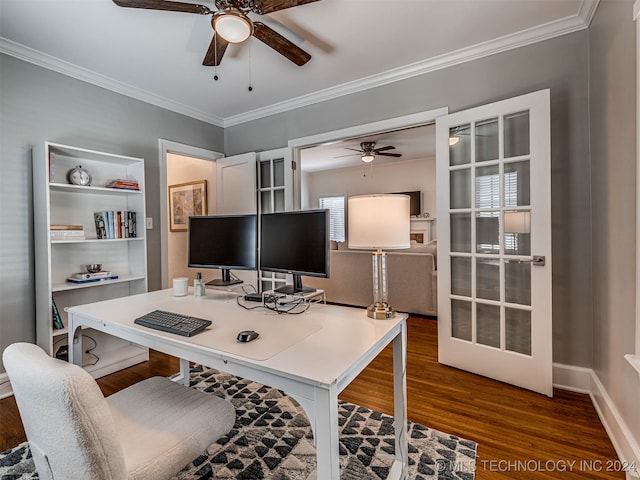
[68,288,408,480]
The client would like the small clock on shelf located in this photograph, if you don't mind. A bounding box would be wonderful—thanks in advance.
[67,165,92,186]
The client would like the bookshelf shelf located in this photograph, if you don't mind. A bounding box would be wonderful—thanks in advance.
[52,237,146,244]
[52,274,147,292]
[33,142,149,376]
[49,183,144,195]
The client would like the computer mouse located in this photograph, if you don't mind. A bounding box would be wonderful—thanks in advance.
[237,330,259,343]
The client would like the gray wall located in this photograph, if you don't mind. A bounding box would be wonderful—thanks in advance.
[0,54,223,365]
[226,31,593,367]
[589,0,639,457]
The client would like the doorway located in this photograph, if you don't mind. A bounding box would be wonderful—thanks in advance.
[159,140,224,289]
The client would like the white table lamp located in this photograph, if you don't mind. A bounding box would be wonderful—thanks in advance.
[348,194,410,319]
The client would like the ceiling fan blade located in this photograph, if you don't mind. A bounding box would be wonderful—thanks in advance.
[377,152,402,157]
[249,0,320,14]
[344,147,364,153]
[332,153,360,159]
[252,22,311,66]
[203,34,229,66]
[373,145,396,153]
[112,0,212,14]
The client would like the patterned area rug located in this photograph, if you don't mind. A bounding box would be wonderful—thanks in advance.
[0,365,476,479]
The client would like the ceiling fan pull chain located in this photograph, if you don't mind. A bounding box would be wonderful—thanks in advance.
[248,41,253,92]
[213,35,219,81]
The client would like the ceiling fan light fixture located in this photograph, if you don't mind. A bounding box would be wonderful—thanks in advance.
[213,10,253,43]
[449,136,460,146]
[361,153,375,163]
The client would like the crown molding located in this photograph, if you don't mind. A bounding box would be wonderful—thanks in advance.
[1,0,598,129]
[0,38,225,127]
[224,0,600,126]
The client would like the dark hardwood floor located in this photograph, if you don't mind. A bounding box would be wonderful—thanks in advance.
[0,316,623,479]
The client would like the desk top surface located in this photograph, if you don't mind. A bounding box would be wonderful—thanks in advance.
[68,288,406,386]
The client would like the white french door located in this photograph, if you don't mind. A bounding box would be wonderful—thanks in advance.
[436,89,553,396]
[256,148,294,292]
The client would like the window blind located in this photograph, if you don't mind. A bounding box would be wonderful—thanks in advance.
[319,196,345,242]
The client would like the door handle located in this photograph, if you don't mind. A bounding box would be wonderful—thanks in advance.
[515,255,545,266]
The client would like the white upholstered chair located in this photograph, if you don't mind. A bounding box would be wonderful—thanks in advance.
[3,342,236,480]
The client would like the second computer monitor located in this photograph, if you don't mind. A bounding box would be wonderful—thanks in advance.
[260,209,330,294]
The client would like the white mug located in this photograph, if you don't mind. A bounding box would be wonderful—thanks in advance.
[172,277,188,297]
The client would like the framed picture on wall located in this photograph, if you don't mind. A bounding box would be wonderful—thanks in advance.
[168,180,207,232]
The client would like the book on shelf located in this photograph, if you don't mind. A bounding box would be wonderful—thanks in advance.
[66,274,119,284]
[94,211,136,239]
[50,224,85,241]
[51,296,64,329]
[106,179,140,190]
[72,271,113,280]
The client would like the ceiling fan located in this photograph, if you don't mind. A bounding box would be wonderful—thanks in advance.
[112,0,319,67]
[337,141,402,163]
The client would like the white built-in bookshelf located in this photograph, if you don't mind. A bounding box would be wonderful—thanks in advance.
[32,142,149,378]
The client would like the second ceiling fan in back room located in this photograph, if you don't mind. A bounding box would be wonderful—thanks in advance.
[112,0,319,67]
[336,142,403,164]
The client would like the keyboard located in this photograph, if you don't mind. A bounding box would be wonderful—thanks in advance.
[134,310,212,337]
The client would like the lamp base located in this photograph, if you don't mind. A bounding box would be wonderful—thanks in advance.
[367,302,396,320]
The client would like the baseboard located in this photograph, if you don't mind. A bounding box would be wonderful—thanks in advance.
[554,363,640,478]
[553,362,593,393]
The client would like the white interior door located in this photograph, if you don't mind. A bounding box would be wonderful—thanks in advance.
[216,152,257,215]
[436,89,553,396]
[216,152,257,286]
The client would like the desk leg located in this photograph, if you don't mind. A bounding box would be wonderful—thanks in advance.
[391,321,408,479]
[170,359,191,386]
[68,315,83,367]
[314,384,340,479]
[179,358,190,386]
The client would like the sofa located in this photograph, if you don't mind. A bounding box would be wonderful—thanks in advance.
[304,241,438,316]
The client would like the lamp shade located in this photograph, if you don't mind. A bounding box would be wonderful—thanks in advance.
[348,194,410,249]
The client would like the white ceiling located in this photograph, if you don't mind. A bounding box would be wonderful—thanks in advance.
[0,0,597,127]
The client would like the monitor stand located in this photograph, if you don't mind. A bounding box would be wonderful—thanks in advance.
[206,269,243,287]
[274,274,316,295]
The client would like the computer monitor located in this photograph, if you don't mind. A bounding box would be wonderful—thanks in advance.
[260,209,330,295]
[188,214,257,286]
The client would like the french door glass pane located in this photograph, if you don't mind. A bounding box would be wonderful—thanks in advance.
[475,165,500,208]
[505,260,531,305]
[274,189,285,212]
[449,124,471,166]
[451,299,472,341]
[450,169,471,209]
[451,257,471,297]
[475,118,499,163]
[273,158,285,187]
[476,212,500,254]
[476,303,500,348]
[504,161,530,207]
[505,307,532,355]
[261,191,272,214]
[504,210,531,255]
[504,111,530,158]
[476,258,500,301]
[451,213,471,253]
[260,161,271,188]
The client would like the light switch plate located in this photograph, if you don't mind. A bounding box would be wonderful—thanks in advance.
[146,217,153,230]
